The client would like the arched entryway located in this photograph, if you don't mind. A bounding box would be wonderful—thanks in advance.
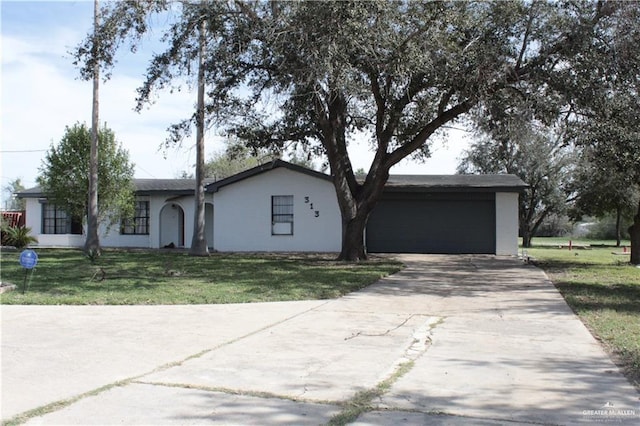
[159,203,185,248]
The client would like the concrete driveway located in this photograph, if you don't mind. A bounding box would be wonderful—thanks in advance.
[1,255,638,425]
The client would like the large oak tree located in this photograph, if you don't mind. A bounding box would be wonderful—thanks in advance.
[76,0,621,260]
[559,2,640,264]
[568,91,640,263]
[458,116,573,248]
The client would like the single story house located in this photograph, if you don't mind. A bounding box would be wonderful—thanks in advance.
[18,160,526,255]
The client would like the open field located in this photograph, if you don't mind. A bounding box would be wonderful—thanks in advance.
[527,236,632,248]
[527,238,639,389]
[0,249,401,305]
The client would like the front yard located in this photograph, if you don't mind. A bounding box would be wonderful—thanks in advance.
[0,249,401,305]
[2,243,638,390]
[527,239,640,389]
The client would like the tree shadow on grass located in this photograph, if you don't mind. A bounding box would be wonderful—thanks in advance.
[554,281,640,314]
[552,280,640,390]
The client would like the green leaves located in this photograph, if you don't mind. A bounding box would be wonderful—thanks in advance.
[0,226,37,249]
[458,109,574,246]
[562,2,640,228]
[2,178,25,211]
[37,122,135,228]
[72,1,633,258]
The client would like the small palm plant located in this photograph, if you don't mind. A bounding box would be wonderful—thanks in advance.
[3,226,38,249]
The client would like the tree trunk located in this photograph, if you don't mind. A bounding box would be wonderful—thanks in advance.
[330,152,387,261]
[519,207,532,247]
[629,200,640,265]
[189,16,209,257]
[615,206,622,247]
[520,220,533,248]
[84,0,101,256]
[338,213,369,261]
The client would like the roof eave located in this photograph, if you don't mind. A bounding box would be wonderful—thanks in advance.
[207,159,332,192]
[383,185,528,193]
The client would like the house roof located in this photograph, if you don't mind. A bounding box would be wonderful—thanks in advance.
[17,178,217,198]
[206,159,332,192]
[18,162,526,198]
[133,178,217,195]
[205,159,525,193]
[16,186,47,198]
[383,174,527,192]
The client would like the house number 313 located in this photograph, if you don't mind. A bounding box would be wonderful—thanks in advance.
[304,197,320,218]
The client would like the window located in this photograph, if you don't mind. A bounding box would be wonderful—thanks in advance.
[121,201,150,235]
[42,203,82,235]
[272,195,293,235]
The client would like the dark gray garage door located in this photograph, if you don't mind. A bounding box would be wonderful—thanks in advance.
[366,192,496,254]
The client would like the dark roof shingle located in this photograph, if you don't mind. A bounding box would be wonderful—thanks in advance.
[383,174,527,192]
[133,178,216,194]
[206,159,331,192]
[18,178,215,198]
[17,163,526,198]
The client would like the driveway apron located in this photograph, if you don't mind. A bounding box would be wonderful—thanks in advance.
[1,254,638,425]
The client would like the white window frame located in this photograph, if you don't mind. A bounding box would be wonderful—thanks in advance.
[271,195,294,235]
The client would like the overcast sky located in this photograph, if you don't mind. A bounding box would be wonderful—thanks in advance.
[1,0,472,206]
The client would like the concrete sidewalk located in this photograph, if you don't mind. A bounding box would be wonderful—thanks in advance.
[2,255,638,425]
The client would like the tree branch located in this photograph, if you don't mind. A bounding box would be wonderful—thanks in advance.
[384,99,475,169]
[515,3,536,71]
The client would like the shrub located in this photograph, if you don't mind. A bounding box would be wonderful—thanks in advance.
[2,226,38,249]
[587,214,632,240]
[535,213,573,237]
[1,226,10,246]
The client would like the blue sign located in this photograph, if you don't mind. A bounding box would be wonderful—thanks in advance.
[19,249,38,269]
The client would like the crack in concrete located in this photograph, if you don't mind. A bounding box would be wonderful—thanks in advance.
[343,314,424,341]
[4,301,333,426]
[377,316,443,384]
[132,380,338,406]
[326,316,443,425]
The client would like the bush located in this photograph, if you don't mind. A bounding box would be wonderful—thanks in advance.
[535,214,573,237]
[1,226,38,249]
[587,214,632,240]
[1,216,11,245]
[1,226,10,246]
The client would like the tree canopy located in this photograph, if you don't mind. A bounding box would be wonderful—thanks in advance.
[569,145,639,246]
[178,140,265,181]
[559,2,640,262]
[2,178,26,211]
[204,144,261,181]
[76,0,631,260]
[37,123,135,229]
[458,114,573,247]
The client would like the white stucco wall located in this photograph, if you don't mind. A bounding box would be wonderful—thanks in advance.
[161,197,214,249]
[21,194,214,249]
[23,198,41,235]
[213,168,341,252]
[495,192,519,256]
[22,198,83,247]
[21,178,519,254]
[100,195,154,248]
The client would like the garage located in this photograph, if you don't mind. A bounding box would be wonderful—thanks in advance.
[366,175,526,255]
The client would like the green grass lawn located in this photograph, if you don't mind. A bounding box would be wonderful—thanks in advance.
[0,249,402,305]
[526,238,639,389]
